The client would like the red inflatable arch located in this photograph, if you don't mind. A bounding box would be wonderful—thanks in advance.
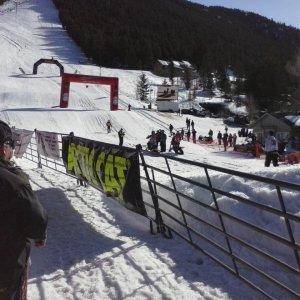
[59,73,118,111]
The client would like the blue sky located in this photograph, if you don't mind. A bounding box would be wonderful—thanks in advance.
[191,0,300,29]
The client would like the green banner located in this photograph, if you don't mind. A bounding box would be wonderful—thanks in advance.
[62,135,146,216]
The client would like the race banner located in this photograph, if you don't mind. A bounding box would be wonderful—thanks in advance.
[12,128,34,158]
[62,135,146,216]
[35,130,60,160]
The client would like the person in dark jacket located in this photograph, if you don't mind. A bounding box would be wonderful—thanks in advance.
[192,129,197,143]
[169,124,174,136]
[191,120,195,131]
[118,128,125,147]
[160,130,167,152]
[0,120,47,300]
[217,131,222,145]
[186,130,191,142]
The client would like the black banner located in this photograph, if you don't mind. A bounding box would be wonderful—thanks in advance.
[62,135,146,216]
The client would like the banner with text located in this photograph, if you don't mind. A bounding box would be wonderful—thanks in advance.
[36,130,60,160]
[12,128,34,158]
[62,135,146,216]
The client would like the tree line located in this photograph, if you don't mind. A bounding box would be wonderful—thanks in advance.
[52,0,300,115]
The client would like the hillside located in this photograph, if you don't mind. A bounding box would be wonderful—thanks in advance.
[52,0,299,71]
[51,0,300,112]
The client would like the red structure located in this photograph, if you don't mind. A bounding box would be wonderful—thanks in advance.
[59,73,119,110]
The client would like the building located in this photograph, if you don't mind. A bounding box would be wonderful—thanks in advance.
[250,113,292,142]
[284,115,300,138]
[153,59,196,78]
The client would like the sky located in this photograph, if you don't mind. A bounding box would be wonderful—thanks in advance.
[191,0,300,29]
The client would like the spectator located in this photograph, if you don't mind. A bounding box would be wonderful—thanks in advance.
[264,131,279,167]
[186,130,191,142]
[232,133,237,148]
[191,120,195,131]
[223,131,229,151]
[0,120,47,300]
[160,130,167,152]
[208,129,213,141]
[192,129,197,143]
[228,133,233,147]
[169,124,174,136]
[217,131,222,145]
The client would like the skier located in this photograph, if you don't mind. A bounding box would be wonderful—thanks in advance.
[106,120,112,133]
[160,130,167,152]
[217,131,222,145]
[128,104,131,111]
[264,131,279,167]
[118,128,125,147]
[186,129,191,142]
[169,124,174,136]
[192,129,197,143]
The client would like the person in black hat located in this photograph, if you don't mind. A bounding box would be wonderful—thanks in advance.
[0,120,48,300]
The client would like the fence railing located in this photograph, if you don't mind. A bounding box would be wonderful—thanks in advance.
[139,152,300,300]
[21,130,300,299]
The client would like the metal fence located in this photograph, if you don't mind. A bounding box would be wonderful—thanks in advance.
[139,152,300,299]
[21,130,300,299]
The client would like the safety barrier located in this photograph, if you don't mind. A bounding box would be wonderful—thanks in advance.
[21,130,300,299]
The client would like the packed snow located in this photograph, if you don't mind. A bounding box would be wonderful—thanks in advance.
[0,0,299,299]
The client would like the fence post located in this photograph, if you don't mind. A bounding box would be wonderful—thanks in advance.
[139,152,165,234]
[276,186,300,270]
[34,129,42,169]
[164,157,192,243]
[204,167,239,275]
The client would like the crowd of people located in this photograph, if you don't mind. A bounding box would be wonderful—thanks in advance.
[107,116,298,167]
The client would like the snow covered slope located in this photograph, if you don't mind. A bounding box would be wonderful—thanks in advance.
[0,0,267,173]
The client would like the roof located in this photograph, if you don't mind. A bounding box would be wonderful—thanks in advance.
[157,59,169,66]
[172,61,182,68]
[250,113,291,130]
[181,61,192,68]
[284,115,300,127]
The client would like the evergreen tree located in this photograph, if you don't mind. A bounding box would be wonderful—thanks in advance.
[182,67,192,90]
[168,62,175,85]
[137,73,150,102]
[204,73,215,93]
[216,69,232,98]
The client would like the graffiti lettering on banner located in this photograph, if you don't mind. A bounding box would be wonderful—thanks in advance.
[12,128,34,158]
[62,135,146,216]
[35,130,60,160]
